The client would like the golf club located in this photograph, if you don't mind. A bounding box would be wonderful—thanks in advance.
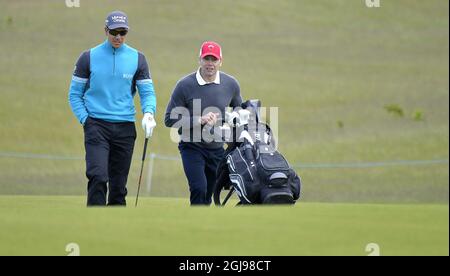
[135,137,149,207]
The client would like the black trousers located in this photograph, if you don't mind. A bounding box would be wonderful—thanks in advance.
[84,117,136,206]
[178,142,224,205]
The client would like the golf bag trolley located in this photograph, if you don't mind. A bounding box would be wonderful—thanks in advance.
[213,100,302,206]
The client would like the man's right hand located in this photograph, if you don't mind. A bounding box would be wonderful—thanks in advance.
[200,112,220,126]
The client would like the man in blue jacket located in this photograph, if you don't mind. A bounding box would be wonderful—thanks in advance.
[69,11,157,206]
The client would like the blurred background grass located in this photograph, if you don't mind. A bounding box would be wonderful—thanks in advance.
[0,0,448,203]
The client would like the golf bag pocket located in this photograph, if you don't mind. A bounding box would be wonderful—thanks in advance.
[260,186,294,204]
[259,170,301,204]
[257,145,301,204]
[257,149,292,186]
[269,172,289,186]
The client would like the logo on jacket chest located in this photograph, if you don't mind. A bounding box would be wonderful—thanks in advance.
[122,73,134,80]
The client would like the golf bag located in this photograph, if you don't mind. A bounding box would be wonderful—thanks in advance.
[214,100,302,205]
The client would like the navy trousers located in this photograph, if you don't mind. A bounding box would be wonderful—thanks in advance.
[84,117,136,206]
[178,142,225,205]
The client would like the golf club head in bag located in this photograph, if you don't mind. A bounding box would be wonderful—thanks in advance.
[241,99,262,124]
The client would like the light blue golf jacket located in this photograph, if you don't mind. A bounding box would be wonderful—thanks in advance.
[68,40,157,124]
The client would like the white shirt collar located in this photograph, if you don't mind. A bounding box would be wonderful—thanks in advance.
[196,68,220,85]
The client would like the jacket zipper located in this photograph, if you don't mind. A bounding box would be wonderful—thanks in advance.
[113,47,116,75]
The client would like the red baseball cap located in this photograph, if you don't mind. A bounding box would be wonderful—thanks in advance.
[199,41,222,60]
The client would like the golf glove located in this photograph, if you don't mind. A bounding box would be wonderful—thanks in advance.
[142,113,156,138]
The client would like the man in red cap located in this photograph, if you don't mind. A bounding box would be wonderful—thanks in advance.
[165,41,242,205]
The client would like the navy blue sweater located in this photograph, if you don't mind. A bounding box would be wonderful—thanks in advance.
[165,71,242,149]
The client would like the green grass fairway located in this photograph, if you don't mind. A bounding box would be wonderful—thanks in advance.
[0,196,447,256]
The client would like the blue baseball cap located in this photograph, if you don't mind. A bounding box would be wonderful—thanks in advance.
[105,11,129,30]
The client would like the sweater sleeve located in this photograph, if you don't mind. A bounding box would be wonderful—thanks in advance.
[135,52,157,115]
[164,80,202,129]
[68,50,90,125]
[230,77,242,108]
